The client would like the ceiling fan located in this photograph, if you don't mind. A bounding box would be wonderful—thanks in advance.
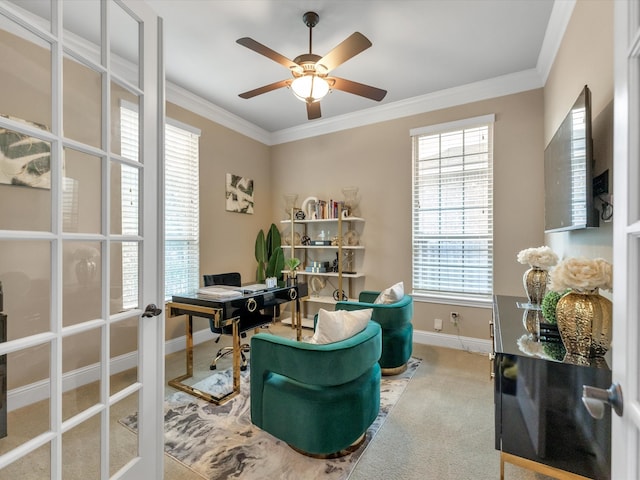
[236,11,387,120]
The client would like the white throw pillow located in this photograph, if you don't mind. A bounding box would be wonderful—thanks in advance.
[308,308,372,344]
[374,281,404,304]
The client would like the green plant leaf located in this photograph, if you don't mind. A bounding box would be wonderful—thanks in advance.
[255,229,266,263]
[266,246,285,280]
[266,223,282,258]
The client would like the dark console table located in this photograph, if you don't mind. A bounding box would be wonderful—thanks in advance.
[492,295,611,480]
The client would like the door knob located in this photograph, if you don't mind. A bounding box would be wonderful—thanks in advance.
[142,304,163,318]
[582,383,623,419]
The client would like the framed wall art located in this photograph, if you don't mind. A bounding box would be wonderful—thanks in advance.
[225,173,254,214]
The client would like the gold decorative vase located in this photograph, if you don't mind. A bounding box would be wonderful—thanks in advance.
[555,289,612,358]
[522,308,542,339]
[522,267,549,305]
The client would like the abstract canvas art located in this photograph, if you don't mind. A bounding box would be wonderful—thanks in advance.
[226,173,254,214]
[0,116,51,189]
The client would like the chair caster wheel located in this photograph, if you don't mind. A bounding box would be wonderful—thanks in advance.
[210,365,216,370]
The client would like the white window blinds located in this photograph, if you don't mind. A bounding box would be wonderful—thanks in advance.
[164,120,200,299]
[120,104,200,305]
[411,115,494,302]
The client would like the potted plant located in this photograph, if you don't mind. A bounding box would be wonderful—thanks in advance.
[284,257,301,286]
[255,223,284,283]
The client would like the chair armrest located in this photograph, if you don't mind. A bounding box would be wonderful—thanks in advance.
[358,291,380,303]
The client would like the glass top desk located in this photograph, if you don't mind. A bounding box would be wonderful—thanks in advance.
[167,283,307,404]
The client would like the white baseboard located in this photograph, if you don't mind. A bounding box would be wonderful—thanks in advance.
[412,328,492,354]
[8,327,490,411]
[8,327,218,412]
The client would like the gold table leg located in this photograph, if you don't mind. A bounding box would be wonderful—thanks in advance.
[168,313,241,405]
[500,452,593,480]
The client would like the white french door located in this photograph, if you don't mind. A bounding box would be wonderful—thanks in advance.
[0,0,164,478]
[612,0,640,478]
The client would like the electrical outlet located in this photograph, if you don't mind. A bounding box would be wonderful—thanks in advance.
[434,318,443,331]
[450,312,459,326]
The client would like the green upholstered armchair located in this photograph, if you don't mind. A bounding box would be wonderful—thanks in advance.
[250,321,382,457]
[336,291,413,375]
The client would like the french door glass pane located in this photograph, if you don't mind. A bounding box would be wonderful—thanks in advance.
[110,84,139,159]
[110,242,138,313]
[0,128,52,232]
[63,55,102,148]
[0,240,51,339]
[62,328,102,421]
[0,19,52,131]
[109,313,138,396]
[0,342,51,454]
[6,1,51,33]
[63,241,102,327]
[62,149,102,234]
[62,413,101,479]
[0,442,51,479]
[110,390,139,475]
[63,0,101,65]
[110,2,139,88]
[110,162,139,236]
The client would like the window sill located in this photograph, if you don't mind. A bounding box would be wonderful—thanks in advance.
[411,292,493,309]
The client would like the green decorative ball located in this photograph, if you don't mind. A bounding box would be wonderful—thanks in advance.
[541,290,568,325]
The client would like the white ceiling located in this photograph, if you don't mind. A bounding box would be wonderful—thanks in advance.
[146,0,562,137]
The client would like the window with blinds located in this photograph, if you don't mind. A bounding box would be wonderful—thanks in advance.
[120,104,200,306]
[411,114,494,303]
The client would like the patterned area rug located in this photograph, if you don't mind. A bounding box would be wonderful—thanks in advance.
[120,357,421,480]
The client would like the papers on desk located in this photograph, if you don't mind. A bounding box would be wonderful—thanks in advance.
[241,283,269,293]
[197,286,243,300]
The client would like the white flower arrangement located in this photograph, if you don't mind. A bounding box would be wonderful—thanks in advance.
[549,257,612,293]
[516,246,558,269]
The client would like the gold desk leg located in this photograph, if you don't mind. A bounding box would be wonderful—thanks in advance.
[168,314,241,405]
[500,452,593,480]
[294,297,302,341]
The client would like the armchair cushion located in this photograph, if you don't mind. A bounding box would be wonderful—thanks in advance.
[374,281,404,304]
[308,308,372,344]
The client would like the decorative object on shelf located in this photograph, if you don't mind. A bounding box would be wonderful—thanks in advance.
[333,289,348,301]
[226,173,254,214]
[310,276,326,297]
[284,257,301,286]
[294,209,306,220]
[283,193,298,219]
[301,235,311,246]
[283,231,301,246]
[343,229,360,246]
[255,223,284,283]
[517,246,558,304]
[550,257,613,358]
[300,196,318,220]
[341,186,359,217]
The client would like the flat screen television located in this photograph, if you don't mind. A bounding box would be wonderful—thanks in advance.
[544,85,599,232]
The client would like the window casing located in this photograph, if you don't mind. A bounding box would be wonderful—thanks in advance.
[120,104,200,306]
[411,115,494,304]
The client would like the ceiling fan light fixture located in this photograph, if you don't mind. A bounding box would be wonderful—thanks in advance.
[291,74,330,103]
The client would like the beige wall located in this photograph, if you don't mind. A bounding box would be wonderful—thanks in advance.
[271,89,545,339]
[543,0,614,299]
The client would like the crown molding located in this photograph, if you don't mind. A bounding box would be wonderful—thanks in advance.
[166,83,272,145]
[536,0,576,85]
[270,69,544,145]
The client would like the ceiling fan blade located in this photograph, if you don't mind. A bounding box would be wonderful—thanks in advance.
[328,77,387,101]
[316,32,372,73]
[237,37,303,73]
[239,79,291,99]
[307,102,321,120]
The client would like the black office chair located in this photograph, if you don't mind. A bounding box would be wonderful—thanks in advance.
[203,273,273,371]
